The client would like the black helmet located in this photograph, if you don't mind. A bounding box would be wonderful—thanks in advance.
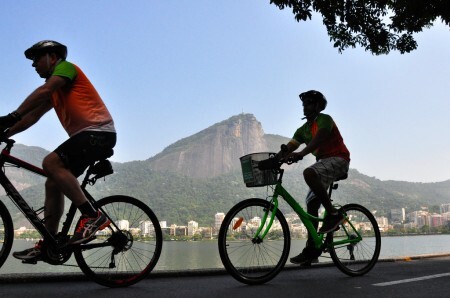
[299,90,327,111]
[24,40,67,60]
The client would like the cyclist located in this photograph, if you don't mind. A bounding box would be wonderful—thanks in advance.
[0,40,116,261]
[277,90,350,265]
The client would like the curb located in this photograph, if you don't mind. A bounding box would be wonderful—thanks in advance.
[1,253,450,283]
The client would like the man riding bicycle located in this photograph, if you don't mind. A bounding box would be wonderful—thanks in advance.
[278,90,350,265]
[0,40,116,261]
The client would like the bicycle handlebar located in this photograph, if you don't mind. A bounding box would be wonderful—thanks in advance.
[0,135,16,152]
[257,144,305,171]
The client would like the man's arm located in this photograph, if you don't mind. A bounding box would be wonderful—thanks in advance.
[294,128,330,160]
[277,141,300,159]
[6,101,53,137]
[4,76,67,136]
[15,75,66,117]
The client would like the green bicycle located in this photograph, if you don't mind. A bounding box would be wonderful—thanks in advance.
[218,152,381,285]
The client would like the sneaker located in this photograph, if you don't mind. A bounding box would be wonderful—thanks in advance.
[69,211,110,245]
[319,211,345,234]
[290,246,321,265]
[13,240,43,261]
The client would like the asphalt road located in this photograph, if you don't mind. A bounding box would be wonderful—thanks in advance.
[1,256,450,297]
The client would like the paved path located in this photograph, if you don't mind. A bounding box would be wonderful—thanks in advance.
[1,256,450,297]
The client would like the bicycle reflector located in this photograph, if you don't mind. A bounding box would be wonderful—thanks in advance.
[233,217,244,230]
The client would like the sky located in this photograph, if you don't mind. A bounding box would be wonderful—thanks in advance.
[0,1,449,183]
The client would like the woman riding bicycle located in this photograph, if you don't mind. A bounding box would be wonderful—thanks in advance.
[278,90,350,265]
[0,40,116,261]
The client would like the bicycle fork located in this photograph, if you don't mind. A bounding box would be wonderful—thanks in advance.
[248,197,280,243]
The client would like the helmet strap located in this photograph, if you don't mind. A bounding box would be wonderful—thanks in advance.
[44,54,62,79]
[45,53,50,69]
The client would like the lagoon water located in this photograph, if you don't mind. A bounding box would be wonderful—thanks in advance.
[1,235,450,274]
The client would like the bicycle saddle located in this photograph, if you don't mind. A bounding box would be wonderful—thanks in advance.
[335,173,348,181]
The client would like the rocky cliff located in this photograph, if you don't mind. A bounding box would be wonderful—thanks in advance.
[146,114,274,178]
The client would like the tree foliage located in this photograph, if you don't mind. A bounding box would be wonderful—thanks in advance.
[270,0,450,54]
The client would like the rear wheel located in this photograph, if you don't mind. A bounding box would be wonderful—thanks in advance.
[218,198,290,285]
[329,203,381,276]
[74,195,162,287]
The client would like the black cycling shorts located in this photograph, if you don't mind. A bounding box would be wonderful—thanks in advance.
[54,131,116,177]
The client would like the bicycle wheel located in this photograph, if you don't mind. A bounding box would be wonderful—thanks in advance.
[218,198,290,285]
[0,200,13,268]
[329,203,381,276]
[74,195,162,287]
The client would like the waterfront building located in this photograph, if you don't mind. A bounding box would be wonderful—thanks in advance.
[214,212,225,232]
[440,204,450,214]
[408,210,429,228]
[139,220,155,236]
[376,216,389,232]
[170,224,188,236]
[390,208,406,224]
[188,220,199,236]
[429,214,444,228]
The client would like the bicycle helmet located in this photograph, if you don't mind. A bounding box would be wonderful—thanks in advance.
[24,40,67,60]
[299,90,327,111]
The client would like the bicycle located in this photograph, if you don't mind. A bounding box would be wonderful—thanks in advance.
[218,152,381,285]
[0,137,163,287]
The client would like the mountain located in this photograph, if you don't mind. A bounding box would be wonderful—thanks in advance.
[0,144,47,194]
[1,113,450,227]
[146,114,276,178]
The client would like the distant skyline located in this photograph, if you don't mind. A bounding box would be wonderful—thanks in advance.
[0,1,449,183]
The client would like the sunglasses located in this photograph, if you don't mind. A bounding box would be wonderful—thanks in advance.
[32,53,48,63]
[302,98,316,105]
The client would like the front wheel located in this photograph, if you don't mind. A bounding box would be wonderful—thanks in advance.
[218,198,290,285]
[329,203,381,276]
[74,195,162,287]
[0,200,14,269]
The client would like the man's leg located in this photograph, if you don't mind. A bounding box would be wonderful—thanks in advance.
[44,178,64,235]
[290,194,322,264]
[43,152,109,244]
[11,155,72,261]
[303,158,349,234]
[43,152,88,207]
[303,168,334,214]
[306,196,321,244]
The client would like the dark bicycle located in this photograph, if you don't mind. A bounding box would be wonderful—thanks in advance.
[0,137,163,287]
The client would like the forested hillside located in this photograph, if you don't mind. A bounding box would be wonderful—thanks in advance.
[1,114,449,228]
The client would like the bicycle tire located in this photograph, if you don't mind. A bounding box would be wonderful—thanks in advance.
[218,198,290,285]
[329,203,381,276]
[0,200,13,268]
[74,195,162,287]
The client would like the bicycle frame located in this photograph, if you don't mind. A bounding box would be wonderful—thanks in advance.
[254,170,362,250]
[0,139,116,250]
[0,140,58,244]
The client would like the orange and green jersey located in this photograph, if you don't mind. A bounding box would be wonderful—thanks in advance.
[50,61,115,137]
[290,113,350,161]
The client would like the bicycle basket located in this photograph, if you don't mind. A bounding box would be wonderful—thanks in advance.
[239,152,278,187]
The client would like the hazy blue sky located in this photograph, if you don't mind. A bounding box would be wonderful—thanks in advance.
[1,1,449,183]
